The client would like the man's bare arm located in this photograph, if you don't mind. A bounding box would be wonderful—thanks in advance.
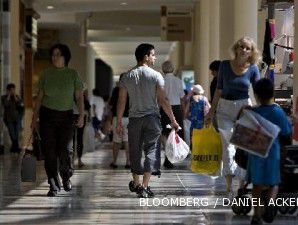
[156,85,179,130]
[75,89,84,128]
[116,86,128,135]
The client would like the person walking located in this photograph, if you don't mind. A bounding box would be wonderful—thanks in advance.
[209,60,221,103]
[117,43,179,198]
[1,83,24,153]
[31,43,84,197]
[109,74,130,169]
[247,78,291,224]
[91,89,106,140]
[73,88,91,168]
[205,37,261,200]
[160,60,185,169]
[209,60,221,129]
[184,84,210,138]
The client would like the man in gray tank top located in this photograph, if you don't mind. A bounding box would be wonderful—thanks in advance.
[117,43,179,198]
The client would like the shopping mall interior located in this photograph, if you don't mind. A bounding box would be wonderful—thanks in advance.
[0,0,298,224]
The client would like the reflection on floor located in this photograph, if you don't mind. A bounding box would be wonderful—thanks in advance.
[0,142,297,225]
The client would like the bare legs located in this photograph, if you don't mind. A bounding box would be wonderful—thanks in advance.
[225,174,233,192]
[132,172,151,188]
[111,142,130,167]
[252,185,278,221]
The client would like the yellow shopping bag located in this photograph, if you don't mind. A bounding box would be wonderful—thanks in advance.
[191,126,222,175]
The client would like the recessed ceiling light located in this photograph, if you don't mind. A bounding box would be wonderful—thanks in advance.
[120,2,127,6]
[47,5,54,10]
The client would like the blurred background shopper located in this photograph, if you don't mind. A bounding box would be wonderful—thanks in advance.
[160,60,185,169]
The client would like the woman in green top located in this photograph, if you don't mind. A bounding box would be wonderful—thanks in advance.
[31,44,84,197]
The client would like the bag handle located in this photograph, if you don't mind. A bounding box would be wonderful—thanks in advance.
[166,124,182,131]
[24,134,33,151]
[24,130,41,151]
[203,124,217,132]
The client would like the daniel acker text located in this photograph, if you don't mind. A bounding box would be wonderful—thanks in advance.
[139,197,298,208]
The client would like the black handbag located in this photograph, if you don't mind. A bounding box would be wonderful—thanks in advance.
[33,131,44,161]
[21,149,36,182]
[235,148,248,169]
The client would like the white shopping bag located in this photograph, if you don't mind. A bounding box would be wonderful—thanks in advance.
[83,123,95,152]
[165,129,190,163]
[230,109,280,158]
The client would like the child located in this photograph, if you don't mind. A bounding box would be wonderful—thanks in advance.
[184,84,210,138]
[248,78,291,225]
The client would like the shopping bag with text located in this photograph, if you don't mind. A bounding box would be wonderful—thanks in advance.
[191,126,222,175]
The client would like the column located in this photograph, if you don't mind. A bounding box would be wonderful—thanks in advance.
[220,0,258,58]
[86,45,96,97]
[183,41,193,68]
[219,0,234,59]
[10,0,20,92]
[234,0,258,42]
[209,0,220,62]
[168,42,183,72]
[193,0,210,97]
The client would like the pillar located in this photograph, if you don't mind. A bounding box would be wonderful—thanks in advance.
[168,42,184,73]
[86,45,96,97]
[183,41,193,67]
[209,0,220,62]
[10,0,20,93]
[220,0,258,58]
[234,0,258,42]
[193,0,210,97]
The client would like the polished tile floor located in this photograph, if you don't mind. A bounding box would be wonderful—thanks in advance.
[0,142,297,225]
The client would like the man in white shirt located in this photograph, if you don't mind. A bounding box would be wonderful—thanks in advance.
[160,61,185,169]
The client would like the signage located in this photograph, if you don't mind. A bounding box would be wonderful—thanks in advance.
[161,5,192,41]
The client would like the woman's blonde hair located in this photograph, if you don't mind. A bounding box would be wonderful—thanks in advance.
[231,36,261,65]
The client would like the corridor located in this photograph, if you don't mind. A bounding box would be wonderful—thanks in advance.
[0,142,297,225]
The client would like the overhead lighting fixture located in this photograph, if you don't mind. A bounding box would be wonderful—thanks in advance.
[47,5,54,10]
[120,2,127,6]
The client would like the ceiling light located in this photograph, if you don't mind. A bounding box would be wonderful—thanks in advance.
[47,5,54,10]
[120,2,127,6]
[125,27,131,31]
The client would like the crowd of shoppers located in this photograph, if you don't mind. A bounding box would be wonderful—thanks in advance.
[1,37,296,225]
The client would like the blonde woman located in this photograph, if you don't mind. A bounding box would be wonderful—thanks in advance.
[205,37,261,200]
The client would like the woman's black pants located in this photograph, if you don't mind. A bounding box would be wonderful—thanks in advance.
[39,106,74,191]
[73,115,86,159]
